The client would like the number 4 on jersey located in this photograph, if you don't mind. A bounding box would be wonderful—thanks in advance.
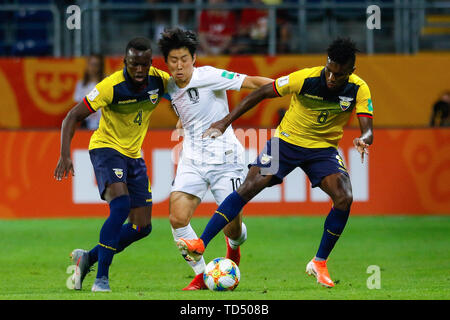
[134,110,143,126]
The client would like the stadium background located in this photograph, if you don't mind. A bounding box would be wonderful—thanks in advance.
[0,0,448,218]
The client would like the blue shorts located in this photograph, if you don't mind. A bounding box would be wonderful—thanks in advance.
[89,147,152,208]
[249,137,349,188]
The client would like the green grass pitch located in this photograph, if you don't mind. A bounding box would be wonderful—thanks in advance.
[0,216,449,300]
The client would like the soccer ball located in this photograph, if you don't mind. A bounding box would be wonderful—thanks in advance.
[203,257,240,291]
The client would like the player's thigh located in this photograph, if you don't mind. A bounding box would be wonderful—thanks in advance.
[128,205,152,227]
[104,182,129,203]
[171,158,209,201]
[89,148,130,203]
[126,157,153,210]
[240,137,298,201]
[169,191,201,228]
[236,166,275,201]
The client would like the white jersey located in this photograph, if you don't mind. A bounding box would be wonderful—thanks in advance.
[167,66,246,164]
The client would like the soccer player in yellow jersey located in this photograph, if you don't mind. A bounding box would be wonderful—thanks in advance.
[177,38,373,288]
[54,37,170,292]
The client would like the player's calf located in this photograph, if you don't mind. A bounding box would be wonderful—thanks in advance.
[224,222,247,266]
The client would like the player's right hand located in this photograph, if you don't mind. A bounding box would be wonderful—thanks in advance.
[202,120,227,139]
[54,156,74,181]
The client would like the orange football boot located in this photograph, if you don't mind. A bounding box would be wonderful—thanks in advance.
[176,238,205,262]
[182,273,208,291]
[306,258,335,288]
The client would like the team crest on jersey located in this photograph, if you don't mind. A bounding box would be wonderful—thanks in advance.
[148,89,159,104]
[260,153,272,165]
[338,96,353,111]
[187,88,200,104]
[113,168,124,179]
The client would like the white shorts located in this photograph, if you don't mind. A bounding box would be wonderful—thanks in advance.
[171,157,245,205]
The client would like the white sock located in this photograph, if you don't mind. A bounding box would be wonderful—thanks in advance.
[172,224,206,275]
[228,222,247,250]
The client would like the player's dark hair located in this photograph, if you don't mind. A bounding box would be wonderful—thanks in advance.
[158,28,199,62]
[327,38,359,67]
[125,37,152,55]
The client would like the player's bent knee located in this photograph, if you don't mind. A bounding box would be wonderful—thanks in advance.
[169,213,190,229]
[335,192,353,211]
[139,224,152,237]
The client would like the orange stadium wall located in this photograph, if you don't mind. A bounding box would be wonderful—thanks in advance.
[0,53,449,129]
[0,128,448,219]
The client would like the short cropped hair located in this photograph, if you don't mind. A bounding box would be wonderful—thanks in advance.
[327,38,359,67]
[158,28,199,62]
[125,37,152,55]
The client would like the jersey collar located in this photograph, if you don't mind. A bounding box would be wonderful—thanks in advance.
[320,67,350,96]
[123,67,149,92]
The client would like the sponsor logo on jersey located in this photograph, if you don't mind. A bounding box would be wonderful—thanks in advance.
[304,93,323,100]
[338,96,353,111]
[113,168,124,179]
[148,89,159,104]
[260,153,272,165]
[118,99,137,104]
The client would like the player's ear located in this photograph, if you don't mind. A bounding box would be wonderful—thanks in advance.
[192,53,196,66]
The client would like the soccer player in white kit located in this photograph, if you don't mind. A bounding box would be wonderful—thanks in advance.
[158,28,274,290]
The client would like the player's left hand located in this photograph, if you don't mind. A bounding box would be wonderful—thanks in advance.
[353,138,370,163]
[54,156,74,181]
[202,120,227,139]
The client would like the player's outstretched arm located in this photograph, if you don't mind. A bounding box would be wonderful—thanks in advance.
[353,116,373,163]
[54,101,92,180]
[203,82,277,138]
[241,76,274,90]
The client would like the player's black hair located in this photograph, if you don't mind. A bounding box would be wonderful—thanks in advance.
[158,28,199,62]
[125,37,152,55]
[327,38,359,67]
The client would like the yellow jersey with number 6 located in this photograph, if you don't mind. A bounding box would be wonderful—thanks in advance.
[273,66,373,149]
[83,67,170,158]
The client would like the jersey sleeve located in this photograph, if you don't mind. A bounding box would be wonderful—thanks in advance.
[199,66,246,92]
[355,82,373,118]
[83,77,113,113]
[273,69,308,97]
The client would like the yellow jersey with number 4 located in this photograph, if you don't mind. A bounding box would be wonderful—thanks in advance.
[83,67,170,158]
[273,66,373,149]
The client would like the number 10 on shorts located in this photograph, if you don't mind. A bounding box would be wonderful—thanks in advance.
[230,178,242,191]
